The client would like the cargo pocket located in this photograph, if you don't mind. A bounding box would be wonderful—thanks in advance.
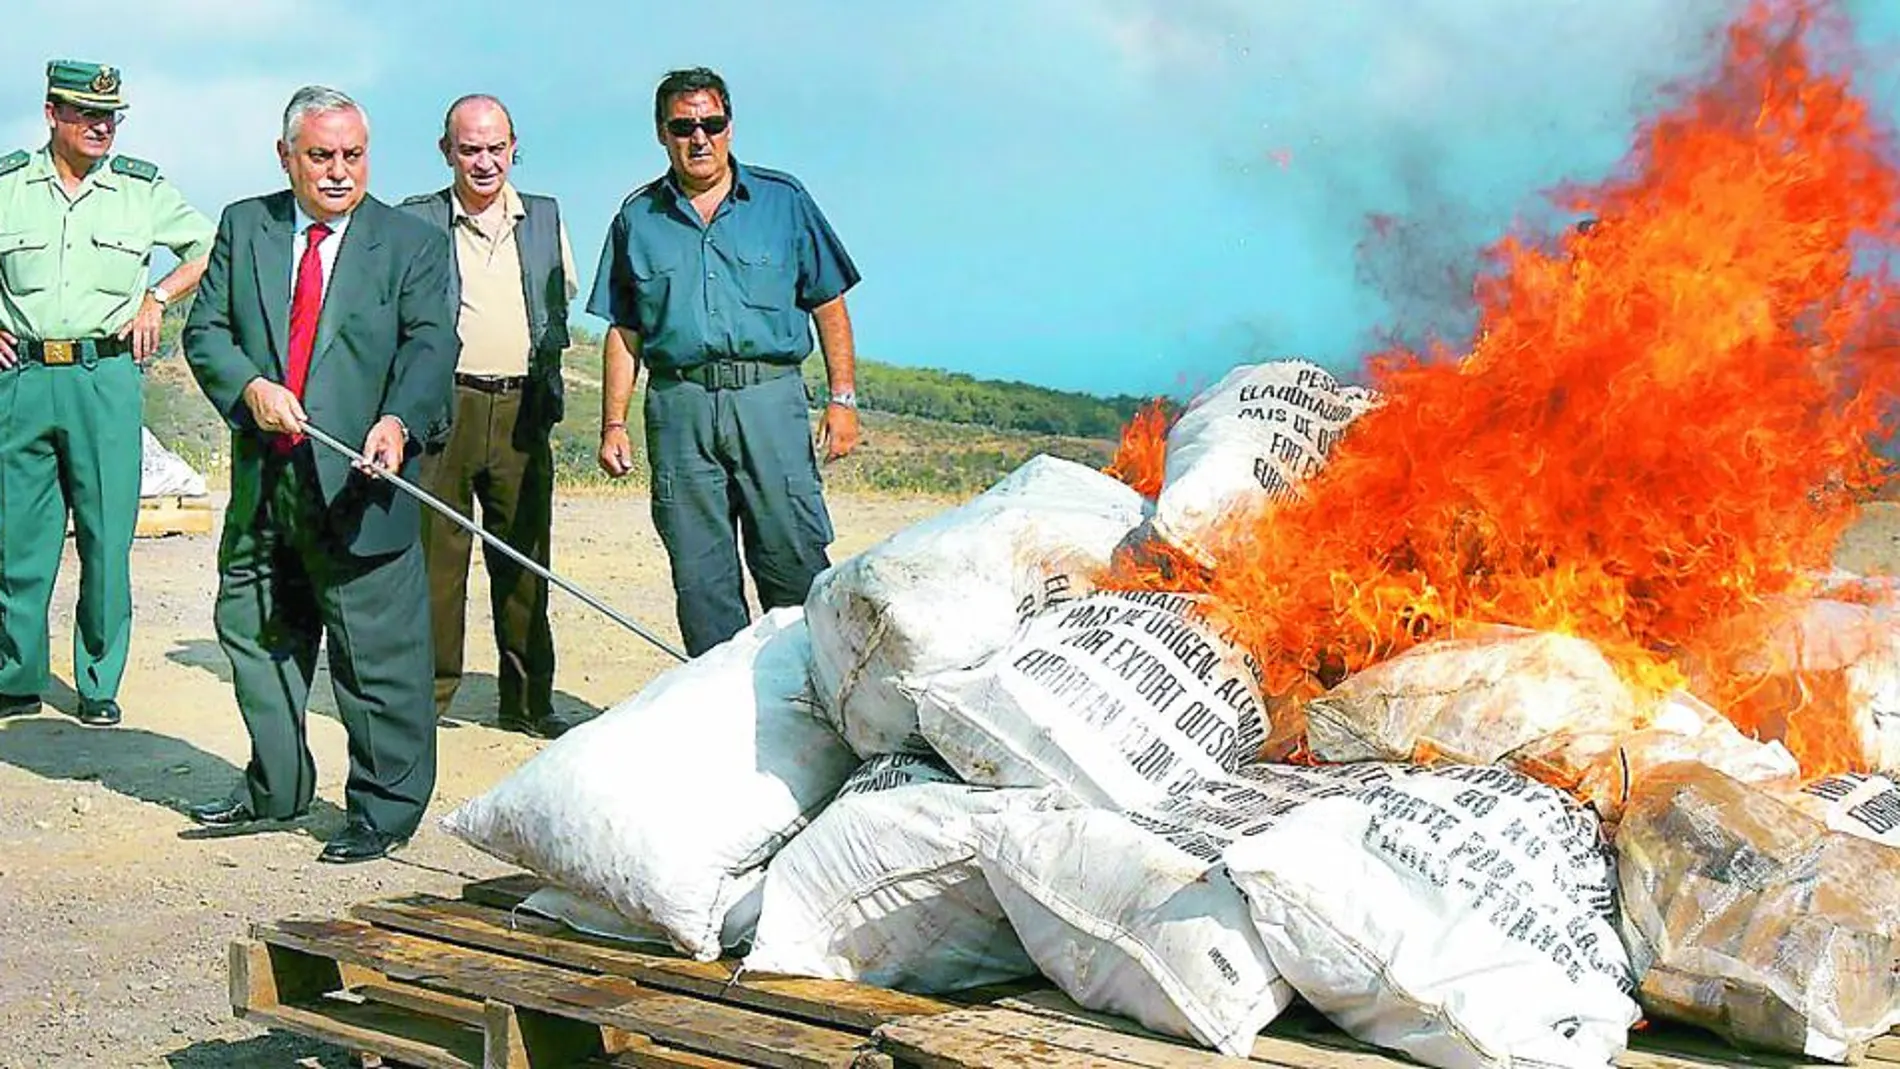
[0,231,53,294]
[90,232,148,296]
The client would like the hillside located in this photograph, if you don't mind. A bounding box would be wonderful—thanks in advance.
[145,311,1125,496]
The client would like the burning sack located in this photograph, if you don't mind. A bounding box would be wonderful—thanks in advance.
[1616,763,1900,1061]
[805,454,1146,758]
[1504,691,1798,826]
[441,608,860,962]
[1707,590,1900,774]
[1149,360,1375,564]
[912,589,1269,811]
[1227,765,1638,1069]
[742,755,1050,994]
[974,763,1397,1056]
[1307,627,1637,767]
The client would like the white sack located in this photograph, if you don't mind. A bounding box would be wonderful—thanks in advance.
[1227,765,1638,1069]
[914,589,1269,811]
[441,608,859,962]
[975,763,1396,1055]
[139,428,208,497]
[520,872,764,952]
[743,759,1052,994]
[1788,772,1900,848]
[1616,763,1900,1062]
[806,454,1146,759]
[1307,627,1637,767]
[1505,690,1798,825]
[1152,360,1375,563]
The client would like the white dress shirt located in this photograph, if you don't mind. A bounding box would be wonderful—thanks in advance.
[289,200,353,305]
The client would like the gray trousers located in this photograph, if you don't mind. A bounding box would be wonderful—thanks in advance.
[213,452,438,838]
[644,371,834,657]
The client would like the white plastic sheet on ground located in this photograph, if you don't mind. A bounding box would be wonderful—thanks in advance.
[1306,627,1638,767]
[805,454,1146,759]
[440,608,859,962]
[1151,360,1375,564]
[1616,763,1900,1062]
[975,763,1397,1055]
[913,589,1269,811]
[139,428,207,497]
[1227,765,1638,1069]
[742,758,1053,994]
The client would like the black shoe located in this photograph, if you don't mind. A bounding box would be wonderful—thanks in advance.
[75,698,121,727]
[318,821,405,864]
[0,693,41,718]
[496,713,564,739]
[187,797,308,827]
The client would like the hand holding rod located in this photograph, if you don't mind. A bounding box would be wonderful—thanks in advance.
[300,422,688,663]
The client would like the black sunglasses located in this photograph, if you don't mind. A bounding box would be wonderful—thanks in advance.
[664,115,729,138]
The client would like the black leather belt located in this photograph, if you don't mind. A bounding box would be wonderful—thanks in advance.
[18,337,131,366]
[655,360,800,391]
[455,373,529,393]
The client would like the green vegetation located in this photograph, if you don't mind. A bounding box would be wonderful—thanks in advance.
[142,303,1127,496]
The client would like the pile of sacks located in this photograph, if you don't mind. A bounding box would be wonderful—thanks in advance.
[443,361,1900,1068]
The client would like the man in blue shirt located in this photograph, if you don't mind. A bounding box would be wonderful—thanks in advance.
[590,67,862,657]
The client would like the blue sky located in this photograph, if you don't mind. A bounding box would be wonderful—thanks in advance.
[7,0,1900,399]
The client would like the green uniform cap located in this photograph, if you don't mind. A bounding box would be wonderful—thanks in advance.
[46,60,127,111]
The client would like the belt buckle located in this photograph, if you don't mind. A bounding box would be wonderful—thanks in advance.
[43,340,75,366]
[714,362,741,391]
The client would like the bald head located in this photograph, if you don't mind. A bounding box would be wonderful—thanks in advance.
[440,94,516,210]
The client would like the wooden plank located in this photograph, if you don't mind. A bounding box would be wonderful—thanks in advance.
[875,1014,1157,1069]
[876,1007,1251,1068]
[354,894,952,1032]
[995,991,1393,1069]
[485,998,608,1068]
[135,495,214,537]
[253,917,879,1069]
[596,1031,754,1068]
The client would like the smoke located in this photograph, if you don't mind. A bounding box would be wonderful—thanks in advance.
[1088,0,1747,361]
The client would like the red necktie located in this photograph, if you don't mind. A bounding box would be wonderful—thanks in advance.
[277,220,331,450]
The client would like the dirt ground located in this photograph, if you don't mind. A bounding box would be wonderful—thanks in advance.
[0,487,946,1069]
[6,493,1900,1068]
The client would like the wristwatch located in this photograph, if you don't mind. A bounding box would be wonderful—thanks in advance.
[148,284,170,308]
[828,390,858,410]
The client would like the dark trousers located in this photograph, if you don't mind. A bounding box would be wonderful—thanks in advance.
[212,450,437,837]
[419,383,555,721]
[645,371,835,657]
[0,357,142,701]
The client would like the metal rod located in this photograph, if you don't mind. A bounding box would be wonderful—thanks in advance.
[301,423,689,663]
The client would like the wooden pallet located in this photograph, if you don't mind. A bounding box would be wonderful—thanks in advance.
[230,875,1897,1069]
[136,494,215,538]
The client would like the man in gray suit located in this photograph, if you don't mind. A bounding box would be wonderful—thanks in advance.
[180,85,458,864]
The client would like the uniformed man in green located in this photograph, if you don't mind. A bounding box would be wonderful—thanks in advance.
[0,61,214,727]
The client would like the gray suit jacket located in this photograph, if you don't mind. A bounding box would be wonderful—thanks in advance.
[183,191,458,557]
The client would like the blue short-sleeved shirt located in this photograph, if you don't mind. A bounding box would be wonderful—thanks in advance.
[586,159,860,371]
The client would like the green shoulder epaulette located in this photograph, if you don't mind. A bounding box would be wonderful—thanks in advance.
[0,150,29,178]
[397,192,438,206]
[109,155,160,181]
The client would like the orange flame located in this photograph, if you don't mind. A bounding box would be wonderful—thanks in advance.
[1105,399,1176,499]
[1115,0,1900,777]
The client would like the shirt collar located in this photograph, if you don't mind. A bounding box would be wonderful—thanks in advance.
[28,146,114,189]
[661,156,754,206]
[292,197,353,240]
[451,181,525,224]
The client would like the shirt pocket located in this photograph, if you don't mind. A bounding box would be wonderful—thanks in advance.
[0,231,54,294]
[89,231,148,296]
[731,234,796,312]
